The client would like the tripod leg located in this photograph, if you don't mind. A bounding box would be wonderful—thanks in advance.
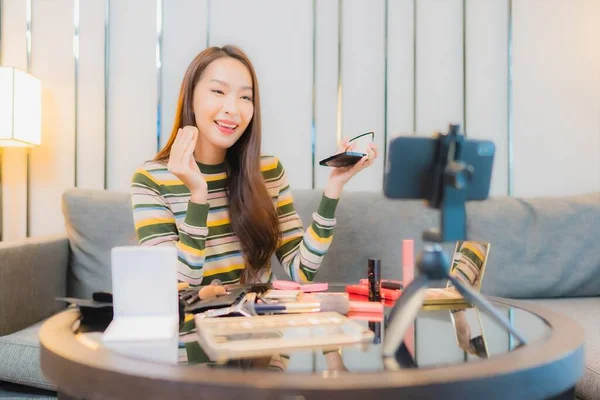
[448,275,528,345]
[382,274,430,360]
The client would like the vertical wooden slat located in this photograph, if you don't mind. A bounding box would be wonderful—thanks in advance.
[314,0,340,190]
[210,0,313,189]
[77,0,106,189]
[106,0,157,191]
[416,0,464,134]
[339,0,386,192]
[29,0,75,237]
[161,0,208,150]
[465,0,509,196]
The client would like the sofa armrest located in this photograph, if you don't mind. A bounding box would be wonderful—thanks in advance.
[0,235,69,336]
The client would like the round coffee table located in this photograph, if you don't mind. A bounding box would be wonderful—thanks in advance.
[40,293,584,400]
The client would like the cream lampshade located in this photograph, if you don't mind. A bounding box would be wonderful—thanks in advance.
[0,66,42,147]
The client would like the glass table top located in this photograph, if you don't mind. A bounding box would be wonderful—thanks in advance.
[74,283,551,374]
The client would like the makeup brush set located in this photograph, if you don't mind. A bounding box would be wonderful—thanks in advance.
[189,285,384,320]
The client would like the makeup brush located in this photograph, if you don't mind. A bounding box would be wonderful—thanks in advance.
[253,297,384,315]
[349,300,384,313]
[254,296,350,315]
[303,293,385,313]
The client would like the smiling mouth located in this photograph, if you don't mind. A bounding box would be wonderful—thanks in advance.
[214,120,238,130]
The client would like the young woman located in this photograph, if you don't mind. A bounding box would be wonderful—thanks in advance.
[131,45,377,287]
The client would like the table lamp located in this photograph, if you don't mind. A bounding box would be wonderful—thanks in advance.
[0,66,42,240]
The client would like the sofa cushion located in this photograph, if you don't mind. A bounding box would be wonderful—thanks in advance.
[62,188,599,299]
[290,191,600,298]
[286,190,456,284]
[467,193,600,298]
[0,320,54,391]
[527,298,600,400]
[62,189,138,299]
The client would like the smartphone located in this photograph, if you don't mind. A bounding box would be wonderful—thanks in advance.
[384,135,495,201]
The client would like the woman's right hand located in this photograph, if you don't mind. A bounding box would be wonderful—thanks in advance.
[167,126,208,203]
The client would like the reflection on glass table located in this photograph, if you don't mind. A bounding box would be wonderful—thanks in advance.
[195,312,373,362]
[74,296,551,375]
[422,240,491,308]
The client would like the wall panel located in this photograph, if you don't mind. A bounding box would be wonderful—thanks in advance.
[77,0,106,189]
[465,0,509,196]
[385,0,415,142]
[339,0,386,192]
[29,0,75,236]
[161,0,209,150]
[210,0,313,189]
[416,0,464,134]
[314,0,340,189]
[107,0,157,191]
[513,0,600,197]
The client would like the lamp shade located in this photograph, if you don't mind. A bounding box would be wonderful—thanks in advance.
[0,67,42,147]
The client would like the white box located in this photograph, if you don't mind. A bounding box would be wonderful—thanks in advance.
[101,246,179,364]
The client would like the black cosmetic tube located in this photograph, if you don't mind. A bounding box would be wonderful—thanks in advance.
[368,258,381,302]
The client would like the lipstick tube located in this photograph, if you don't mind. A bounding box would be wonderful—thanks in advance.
[402,240,414,286]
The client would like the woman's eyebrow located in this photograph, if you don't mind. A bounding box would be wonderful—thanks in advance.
[210,79,252,91]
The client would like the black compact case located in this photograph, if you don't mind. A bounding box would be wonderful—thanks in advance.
[319,131,374,168]
[319,151,366,168]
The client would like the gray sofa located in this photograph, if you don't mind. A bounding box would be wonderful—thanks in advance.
[1,188,599,399]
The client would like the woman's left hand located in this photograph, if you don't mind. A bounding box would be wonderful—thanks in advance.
[324,137,378,199]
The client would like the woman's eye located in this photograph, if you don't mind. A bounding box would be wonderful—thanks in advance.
[211,89,224,95]
[241,96,253,101]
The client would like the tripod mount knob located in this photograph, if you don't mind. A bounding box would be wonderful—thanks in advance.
[444,161,474,190]
[417,244,451,280]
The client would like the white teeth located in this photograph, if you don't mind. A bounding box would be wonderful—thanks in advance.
[216,121,237,129]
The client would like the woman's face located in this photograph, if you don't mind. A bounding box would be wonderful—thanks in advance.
[192,57,254,150]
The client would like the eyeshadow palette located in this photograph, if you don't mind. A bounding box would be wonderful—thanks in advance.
[195,311,374,361]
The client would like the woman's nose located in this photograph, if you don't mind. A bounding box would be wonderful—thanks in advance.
[221,95,239,115]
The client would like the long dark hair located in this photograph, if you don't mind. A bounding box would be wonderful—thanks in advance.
[154,46,280,282]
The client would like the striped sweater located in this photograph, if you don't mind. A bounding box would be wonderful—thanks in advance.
[130,156,339,286]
